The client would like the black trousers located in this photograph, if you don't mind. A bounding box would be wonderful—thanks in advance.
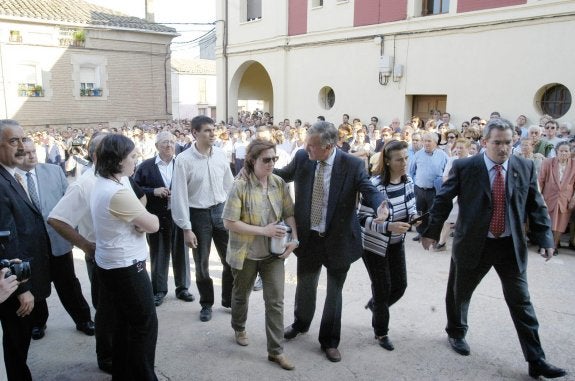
[0,296,33,381]
[362,242,407,337]
[291,233,349,349]
[414,186,436,234]
[31,251,91,327]
[189,204,233,308]
[445,237,545,361]
[97,262,158,381]
[147,214,190,295]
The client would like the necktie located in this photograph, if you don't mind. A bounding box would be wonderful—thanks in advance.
[489,165,505,237]
[310,161,326,228]
[26,172,41,210]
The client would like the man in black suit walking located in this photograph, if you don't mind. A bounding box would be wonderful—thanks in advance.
[421,118,566,379]
[276,121,385,362]
[0,119,51,380]
[134,131,193,306]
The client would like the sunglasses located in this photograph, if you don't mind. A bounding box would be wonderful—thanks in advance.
[261,156,279,164]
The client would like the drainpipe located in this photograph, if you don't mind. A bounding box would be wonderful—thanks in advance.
[164,44,171,117]
[224,0,229,121]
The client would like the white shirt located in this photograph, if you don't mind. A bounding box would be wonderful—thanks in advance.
[171,143,234,230]
[15,168,40,204]
[311,148,336,233]
[155,155,174,188]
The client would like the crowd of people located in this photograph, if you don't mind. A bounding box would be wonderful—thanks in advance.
[0,108,571,380]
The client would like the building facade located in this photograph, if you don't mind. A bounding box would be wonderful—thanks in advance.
[171,57,217,120]
[216,0,575,126]
[0,0,177,130]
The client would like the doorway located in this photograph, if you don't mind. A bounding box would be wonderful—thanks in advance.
[412,95,447,122]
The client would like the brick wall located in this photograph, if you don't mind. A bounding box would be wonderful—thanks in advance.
[458,0,526,13]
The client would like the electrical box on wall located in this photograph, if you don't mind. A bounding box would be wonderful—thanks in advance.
[394,64,404,78]
[379,55,392,76]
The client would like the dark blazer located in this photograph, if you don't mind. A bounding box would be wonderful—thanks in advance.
[275,149,383,270]
[134,156,172,216]
[0,166,52,299]
[423,153,553,272]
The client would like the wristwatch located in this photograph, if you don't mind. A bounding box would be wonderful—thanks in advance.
[291,239,300,248]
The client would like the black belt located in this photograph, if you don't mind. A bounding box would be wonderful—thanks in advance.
[191,202,223,211]
[310,230,326,238]
[486,235,512,241]
[416,186,434,191]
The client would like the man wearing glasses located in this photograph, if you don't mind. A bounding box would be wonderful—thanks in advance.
[134,131,193,307]
[543,120,565,147]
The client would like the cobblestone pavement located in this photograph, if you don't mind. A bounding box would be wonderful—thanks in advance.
[2,232,574,380]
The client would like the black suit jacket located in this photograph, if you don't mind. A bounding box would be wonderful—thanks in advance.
[423,154,553,272]
[134,156,172,217]
[0,166,51,299]
[275,149,384,270]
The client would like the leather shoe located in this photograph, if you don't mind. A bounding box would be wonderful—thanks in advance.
[448,337,470,356]
[283,325,305,340]
[154,293,165,307]
[268,353,295,370]
[31,325,46,340]
[412,234,421,242]
[176,289,195,302]
[376,335,394,351]
[528,359,567,379]
[322,346,341,362]
[76,320,95,336]
[200,306,212,322]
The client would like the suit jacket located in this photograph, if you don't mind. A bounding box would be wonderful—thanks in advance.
[134,156,172,217]
[423,154,553,272]
[35,163,73,256]
[0,165,52,299]
[538,157,575,214]
[275,149,384,270]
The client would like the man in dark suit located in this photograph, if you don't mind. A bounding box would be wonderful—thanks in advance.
[16,140,94,340]
[276,121,385,362]
[421,118,566,379]
[0,119,51,380]
[134,131,193,306]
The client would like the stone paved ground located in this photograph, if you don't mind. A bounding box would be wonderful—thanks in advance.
[2,232,574,380]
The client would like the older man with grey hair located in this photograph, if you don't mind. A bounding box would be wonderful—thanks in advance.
[275,121,387,362]
[134,131,193,307]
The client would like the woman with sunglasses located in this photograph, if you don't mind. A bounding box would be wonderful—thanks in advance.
[223,139,298,370]
[358,140,418,351]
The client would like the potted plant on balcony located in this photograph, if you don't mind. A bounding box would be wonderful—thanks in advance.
[18,83,27,97]
[72,30,86,47]
[80,88,87,96]
[34,85,43,97]
[92,88,102,96]
[27,84,35,97]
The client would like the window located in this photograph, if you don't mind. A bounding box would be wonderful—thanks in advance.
[318,86,335,110]
[59,28,86,47]
[198,78,207,104]
[312,0,324,7]
[539,84,571,119]
[422,0,449,16]
[9,30,22,43]
[79,67,102,96]
[71,54,107,100]
[246,0,262,21]
[16,64,43,97]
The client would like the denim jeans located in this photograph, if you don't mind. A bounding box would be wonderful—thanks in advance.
[96,262,158,381]
[189,203,233,307]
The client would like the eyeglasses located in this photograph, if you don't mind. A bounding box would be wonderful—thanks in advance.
[447,136,456,139]
[4,137,30,147]
[544,126,556,130]
[159,140,176,145]
[261,156,279,164]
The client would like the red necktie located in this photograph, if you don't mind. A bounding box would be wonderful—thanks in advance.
[489,164,505,237]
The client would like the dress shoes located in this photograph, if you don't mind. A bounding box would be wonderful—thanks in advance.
[376,335,394,351]
[448,337,470,356]
[528,359,567,379]
[321,346,342,362]
[412,234,421,242]
[154,293,165,307]
[200,306,212,322]
[283,325,305,340]
[76,320,95,336]
[31,325,46,340]
[176,289,195,302]
[268,354,295,370]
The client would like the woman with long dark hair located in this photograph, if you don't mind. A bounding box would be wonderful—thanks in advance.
[358,140,418,351]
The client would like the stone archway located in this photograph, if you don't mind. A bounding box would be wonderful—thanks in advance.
[229,60,273,118]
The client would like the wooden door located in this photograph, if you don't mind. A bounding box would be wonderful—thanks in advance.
[412,95,447,122]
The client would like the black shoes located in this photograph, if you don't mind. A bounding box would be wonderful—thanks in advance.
[176,289,195,302]
[376,335,394,351]
[200,306,212,322]
[154,293,165,307]
[321,346,342,362]
[283,325,305,340]
[412,234,421,242]
[528,359,567,379]
[31,325,46,340]
[448,337,470,356]
[76,320,95,336]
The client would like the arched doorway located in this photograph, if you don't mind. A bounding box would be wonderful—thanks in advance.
[229,61,273,119]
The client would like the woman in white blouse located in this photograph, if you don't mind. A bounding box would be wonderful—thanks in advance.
[91,134,159,380]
